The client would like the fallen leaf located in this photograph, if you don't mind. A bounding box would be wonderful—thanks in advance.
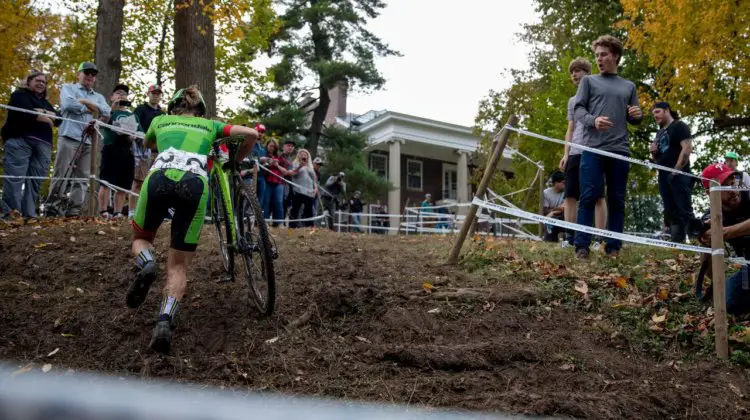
[97,230,105,235]
[355,336,371,344]
[652,314,667,323]
[560,363,576,371]
[42,364,52,373]
[729,383,745,398]
[422,282,434,292]
[47,348,59,357]
[657,288,669,301]
[11,364,33,377]
[574,281,589,295]
[69,236,76,242]
[427,308,441,314]
[76,288,84,294]
[615,276,628,289]
[265,336,279,344]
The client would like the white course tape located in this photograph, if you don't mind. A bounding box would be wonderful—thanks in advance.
[266,214,326,223]
[709,186,750,192]
[505,125,710,182]
[473,197,750,265]
[0,104,145,139]
[95,176,140,197]
[0,174,90,183]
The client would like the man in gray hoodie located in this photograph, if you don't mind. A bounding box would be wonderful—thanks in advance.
[573,35,643,259]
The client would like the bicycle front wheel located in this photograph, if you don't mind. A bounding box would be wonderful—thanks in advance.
[235,181,276,316]
[210,171,234,274]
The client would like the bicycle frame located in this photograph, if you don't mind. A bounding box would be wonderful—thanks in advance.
[208,151,238,251]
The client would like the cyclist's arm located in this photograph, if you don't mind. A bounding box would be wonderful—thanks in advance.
[227,125,258,163]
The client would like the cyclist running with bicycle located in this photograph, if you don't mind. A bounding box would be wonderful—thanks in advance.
[127,85,258,353]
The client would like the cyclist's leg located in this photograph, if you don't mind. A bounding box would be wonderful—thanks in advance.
[150,172,207,353]
[128,170,170,308]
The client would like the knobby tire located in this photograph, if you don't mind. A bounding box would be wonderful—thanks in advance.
[235,180,276,316]
[210,171,234,276]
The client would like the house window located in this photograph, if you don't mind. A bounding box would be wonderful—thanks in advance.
[369,154,387,179]
[443,164,457,200]
[407,159,423,191]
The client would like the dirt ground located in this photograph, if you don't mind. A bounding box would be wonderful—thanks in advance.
[1,219,749,419]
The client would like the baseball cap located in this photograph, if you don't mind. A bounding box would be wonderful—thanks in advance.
[113,83,129,94]
[77,62,98,74]
[726,151,740,160]
[339,172,345,177]
[701,163,739,191]
[255,123,266,133]
[551,171,565,183]
[313,157,323,164]
[148,85,163,93]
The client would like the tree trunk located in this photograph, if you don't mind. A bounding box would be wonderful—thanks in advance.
[307,85,330,158]
[155,0,173,88]
[174,0,216,117]
[94,0,125,103]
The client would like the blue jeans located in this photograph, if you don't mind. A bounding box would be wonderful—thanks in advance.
[255,176,266,205]
[351,213,362,232]
[574,151,629,252]
[264,183,285,226]
[2,137,52,218]
[727,266,750,316]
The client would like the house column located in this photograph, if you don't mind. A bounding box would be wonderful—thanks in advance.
[388,139,404,235]
[456,149,470,215]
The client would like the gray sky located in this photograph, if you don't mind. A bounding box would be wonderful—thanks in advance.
[344,0,537,127]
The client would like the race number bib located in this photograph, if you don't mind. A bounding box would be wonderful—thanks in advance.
[151,147,208,178]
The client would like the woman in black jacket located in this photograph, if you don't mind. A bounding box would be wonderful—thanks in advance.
[1,71,61,220]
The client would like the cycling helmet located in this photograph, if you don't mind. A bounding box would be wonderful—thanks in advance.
[167,87,206,116]
[255,123,266,134]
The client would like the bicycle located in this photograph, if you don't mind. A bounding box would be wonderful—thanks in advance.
[207,135,276,316]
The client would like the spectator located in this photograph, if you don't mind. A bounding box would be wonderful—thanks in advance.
[130,85,164,218]
[46,62,111,217]
[649,102,695,242]
[263,139,294,226]
[322,171,346,231]
[288,148,317,228]
[1,70,60,222]
[98,83,141,218]
[281,139,296,221]
[312,156,324,222]
[573,35,643,259]
[560,57,607,248]
[420,193,433,208]
[724,152,750,186]
[697,163,750,316]
[241,123,267,202]
[543,171,567,242]
[348,190,365,233]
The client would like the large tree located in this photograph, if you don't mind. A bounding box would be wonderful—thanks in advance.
[174,0,217,116]
[94,0,125,100]
[267,0,400,157]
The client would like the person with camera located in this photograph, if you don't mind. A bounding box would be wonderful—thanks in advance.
[322,171,346,231]
[98,83,141,218]
[696,163,750,317]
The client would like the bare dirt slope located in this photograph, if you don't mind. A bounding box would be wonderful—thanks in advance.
[1,219,748,419]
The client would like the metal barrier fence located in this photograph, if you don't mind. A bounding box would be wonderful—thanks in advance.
[0,365,537,420]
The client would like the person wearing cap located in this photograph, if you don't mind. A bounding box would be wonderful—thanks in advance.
[724,152,750,187]
[697,163,750,316]
[649,101,695,242]
[348,190,365,232]
[47,61,111,217]
[323,170,346,230]
[543,171,567,242]
[129,85,165,218]
[1,70,61,222]
[97,83,142,218]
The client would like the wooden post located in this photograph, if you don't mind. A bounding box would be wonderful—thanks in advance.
[447,115,518,264]
[538,164,545,238]
[86,132,100,217]
[709,186,728,359]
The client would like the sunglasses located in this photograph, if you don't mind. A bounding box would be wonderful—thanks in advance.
[83,70,98,76]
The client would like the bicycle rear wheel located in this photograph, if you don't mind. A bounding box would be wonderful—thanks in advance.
[210,171,234,275]
[235,181,276,316]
